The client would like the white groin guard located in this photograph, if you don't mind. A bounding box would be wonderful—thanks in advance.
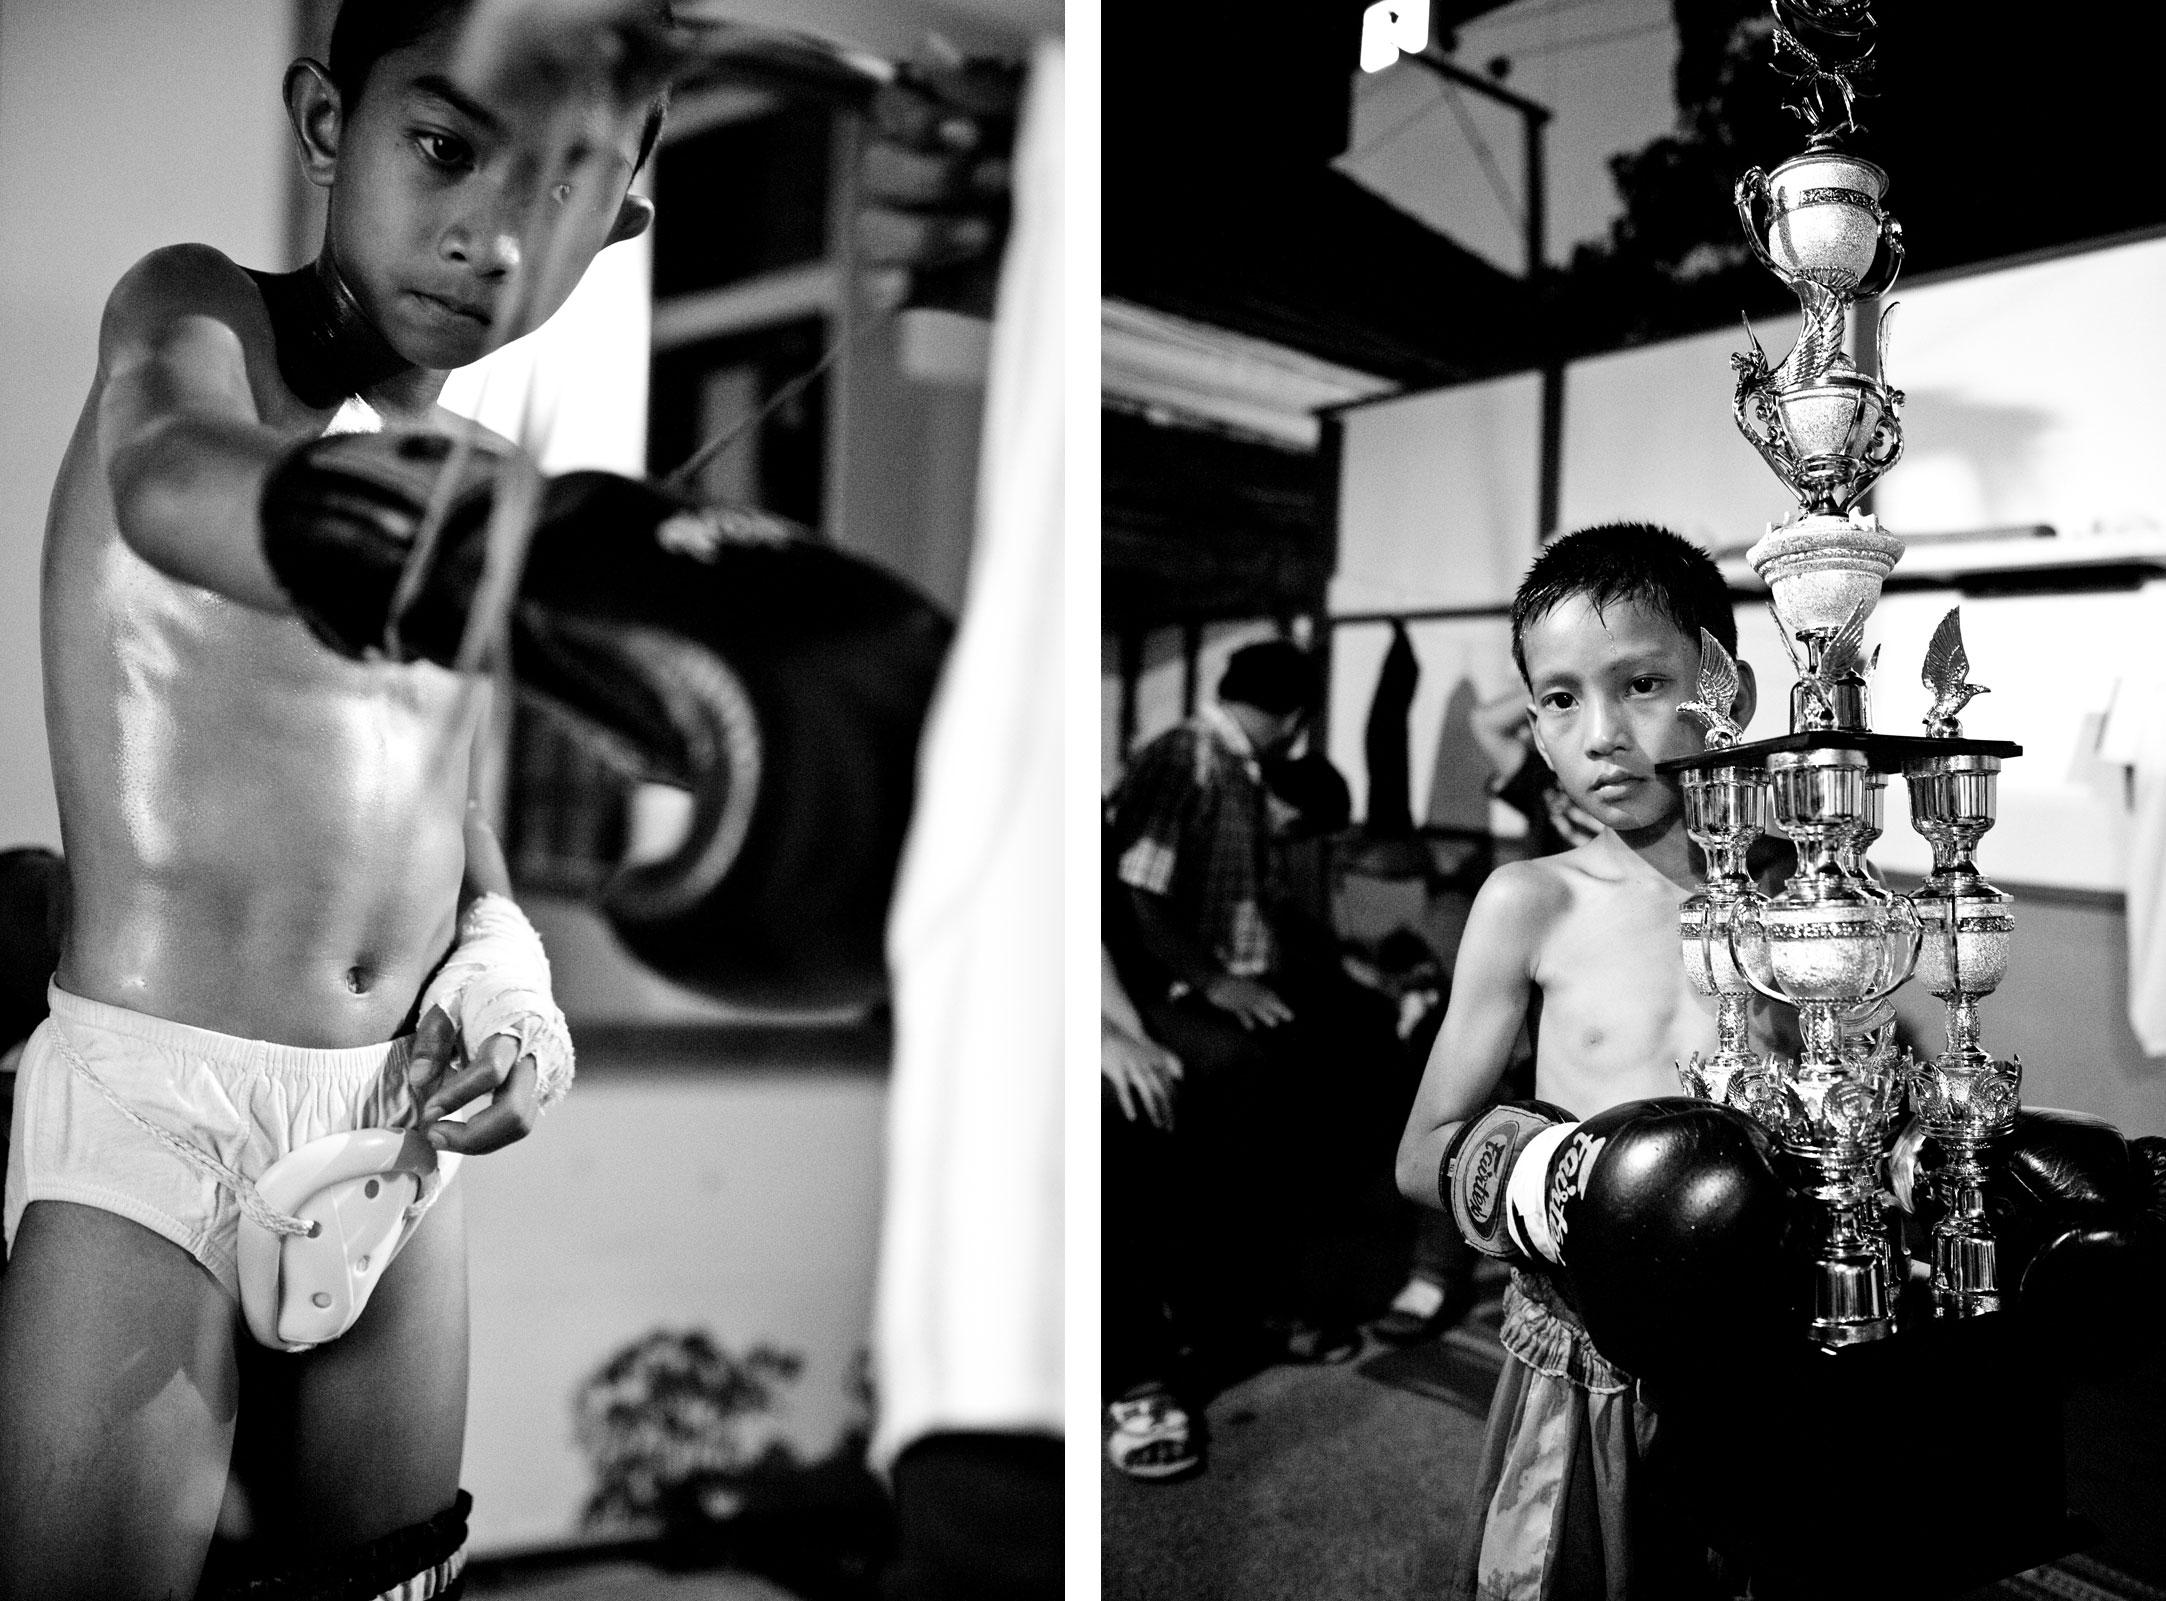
[238,1128,438,1352]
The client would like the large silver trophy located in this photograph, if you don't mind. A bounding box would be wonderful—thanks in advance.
[1663,0,2024,1345]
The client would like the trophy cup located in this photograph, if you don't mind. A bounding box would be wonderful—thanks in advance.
[1658,0,2024,1346]
[1737,149,1904,299]
[1677,630,1774,1110]
[1900,608,2021,1315]
[1729,0,1908,605]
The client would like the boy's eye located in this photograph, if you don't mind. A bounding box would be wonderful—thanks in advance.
[1629,676,1666,695]
[413,131,473,170]
[1538,691,1575,713]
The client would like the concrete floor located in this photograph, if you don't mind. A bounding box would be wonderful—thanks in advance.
[1101,1267,1509,1601]
[1102,1280,2166,1601]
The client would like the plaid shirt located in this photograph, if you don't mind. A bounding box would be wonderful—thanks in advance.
[1106,706,1275,981]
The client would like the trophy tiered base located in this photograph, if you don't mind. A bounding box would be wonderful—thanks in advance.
[1665,730,2021,1346]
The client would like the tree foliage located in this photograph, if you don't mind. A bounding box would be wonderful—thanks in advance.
[1548,2,2166,358]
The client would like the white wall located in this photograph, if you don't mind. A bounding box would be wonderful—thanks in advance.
[463,1062,887,1553]
[1557,310,1804,553]
[0,0,293,851]
[1874,235,2166,541]
[1343,232,2166,576]
[1333,370,1543,615]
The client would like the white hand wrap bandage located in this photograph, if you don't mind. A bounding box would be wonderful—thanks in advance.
[418,893,575,1110]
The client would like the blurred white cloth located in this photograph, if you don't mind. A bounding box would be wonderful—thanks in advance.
[872,36,1063,1470]
[2101,605,2166,1056]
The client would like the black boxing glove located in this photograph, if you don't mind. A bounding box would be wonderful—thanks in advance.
[1895,1108,2166,1363]
[1893,1107,2161,1273]
[260,430,953,1010]
[1543,1098,1794,1386]
[1443,1097,1793,1385]
[258,430,503,665]
[2019,1125,2166,1369]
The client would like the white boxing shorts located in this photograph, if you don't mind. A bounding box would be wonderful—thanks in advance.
[3,985,458,1300]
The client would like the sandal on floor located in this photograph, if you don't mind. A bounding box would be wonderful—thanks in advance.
[1280,1322,1364,1365]
[1370,1275,1464,1345]
[1106,1388,1203,1480]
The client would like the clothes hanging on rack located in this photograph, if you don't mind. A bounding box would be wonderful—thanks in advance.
[1364,621,1419,838]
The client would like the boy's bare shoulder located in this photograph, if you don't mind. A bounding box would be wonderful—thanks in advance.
[100,243,270,360]
[1467,854,1574,942]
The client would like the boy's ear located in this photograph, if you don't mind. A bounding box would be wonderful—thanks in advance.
[1525,701,1553,771]
[284,59,343,190]
[607,193,655,246]
[1733,659,1759,731]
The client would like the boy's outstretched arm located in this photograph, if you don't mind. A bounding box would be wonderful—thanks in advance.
[1394,862,1552,1210]
[97,245,297,613]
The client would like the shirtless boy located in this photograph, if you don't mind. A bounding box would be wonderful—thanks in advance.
[0,4,659,1595]
[1397,523,1793,1600]
[1399,527,1761,1141]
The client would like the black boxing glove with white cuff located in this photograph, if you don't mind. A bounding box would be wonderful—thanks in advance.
[1443,1097,1794,1386]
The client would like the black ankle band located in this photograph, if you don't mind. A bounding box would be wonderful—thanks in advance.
[197,1488,471,1601]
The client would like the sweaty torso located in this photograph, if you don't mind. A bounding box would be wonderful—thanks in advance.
[1524,841,1721,1118]
[42,252,474,1047]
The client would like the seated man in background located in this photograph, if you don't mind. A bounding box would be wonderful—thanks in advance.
[1105,641,1403,1373]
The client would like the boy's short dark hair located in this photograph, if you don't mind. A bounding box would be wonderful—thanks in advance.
[328,0,670,171]
[1218,640,1319,719]
[1510,522,1737,684]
